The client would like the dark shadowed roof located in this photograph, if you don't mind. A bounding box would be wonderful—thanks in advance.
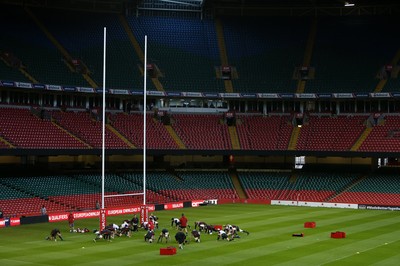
[0,0,399,15]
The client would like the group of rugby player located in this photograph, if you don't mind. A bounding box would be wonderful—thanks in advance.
[46,212,249,248]
[195,221,250,241]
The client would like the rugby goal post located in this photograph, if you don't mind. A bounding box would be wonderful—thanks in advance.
[99,29,148,230]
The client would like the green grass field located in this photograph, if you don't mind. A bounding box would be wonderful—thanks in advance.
[1,204,399,266]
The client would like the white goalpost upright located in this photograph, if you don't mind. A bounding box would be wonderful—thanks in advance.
[99,27,107,230]
[99,28,149,230]
[143,35,147,206]
[140,35,149,225]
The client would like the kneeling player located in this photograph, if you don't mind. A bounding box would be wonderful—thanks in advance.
[46,228,64,241]
[217,229,232,241]
[191,229,201,243]
[144,230,155,243]
[194,221,209,232]
[158,228,170,243]
[226,224,250,237]
[93,228,113,242]
[171,217,180,229]
[119,220,131,237]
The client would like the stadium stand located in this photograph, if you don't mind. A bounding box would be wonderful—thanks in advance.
[358,115,400,152]
[122,170,239,201]
[222,16,307,93]
[296,114,368,151]
[110,113,179,149]
[0,5,87,86]
[0,107,88,148]
[236,114,293,150]
[171,114,232,150]
[0,54,29,83]
[1,1,400,219]
[51,110,129,149]
[238,171,292,200]
[289,172,360,202]
[331,173,400,206]
[306,16,397,93]
[31,7,146,90]
[128,16,223,92]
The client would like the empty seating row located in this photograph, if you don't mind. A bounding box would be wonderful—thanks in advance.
[171,114,232,150]
[1,170,400,217]
[3,106,400,152]
[296,115,367,151]
[236,115,292,150]
[359,115,400,152]
[0,107,88,148]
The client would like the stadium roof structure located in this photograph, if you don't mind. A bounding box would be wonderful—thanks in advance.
[0,0,399,15]
[204,0,400,16]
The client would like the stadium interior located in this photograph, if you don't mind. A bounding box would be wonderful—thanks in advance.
[0,0,400,218]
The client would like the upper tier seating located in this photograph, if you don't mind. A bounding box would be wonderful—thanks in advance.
[111,113,179,149]
[0,5,87,86]
[2,5,398,94]
[32,7,147,90]
[296,115,367,151]
[358,115,400,152]
[171,114,232,150]
[236,115,293,150]
[1,107,400,152]
[0,56,29,82]
[0,107,88,148]
[52,110,129,148]
[223,17,307,93]
[306,16,399,93]
[129,16,223,92]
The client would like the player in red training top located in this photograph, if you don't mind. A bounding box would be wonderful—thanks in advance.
[179,213,188,234]
[68,212,75,232]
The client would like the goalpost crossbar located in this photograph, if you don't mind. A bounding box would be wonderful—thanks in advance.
[104,193,145,198]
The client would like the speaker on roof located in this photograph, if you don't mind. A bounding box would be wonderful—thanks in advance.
[221,66,232,80]
[300,66,309,80]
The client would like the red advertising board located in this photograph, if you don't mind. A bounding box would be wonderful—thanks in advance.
[48,204,155,223]
[191,200,206,207]
[164,202,183,210]
[10,217,20,226]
